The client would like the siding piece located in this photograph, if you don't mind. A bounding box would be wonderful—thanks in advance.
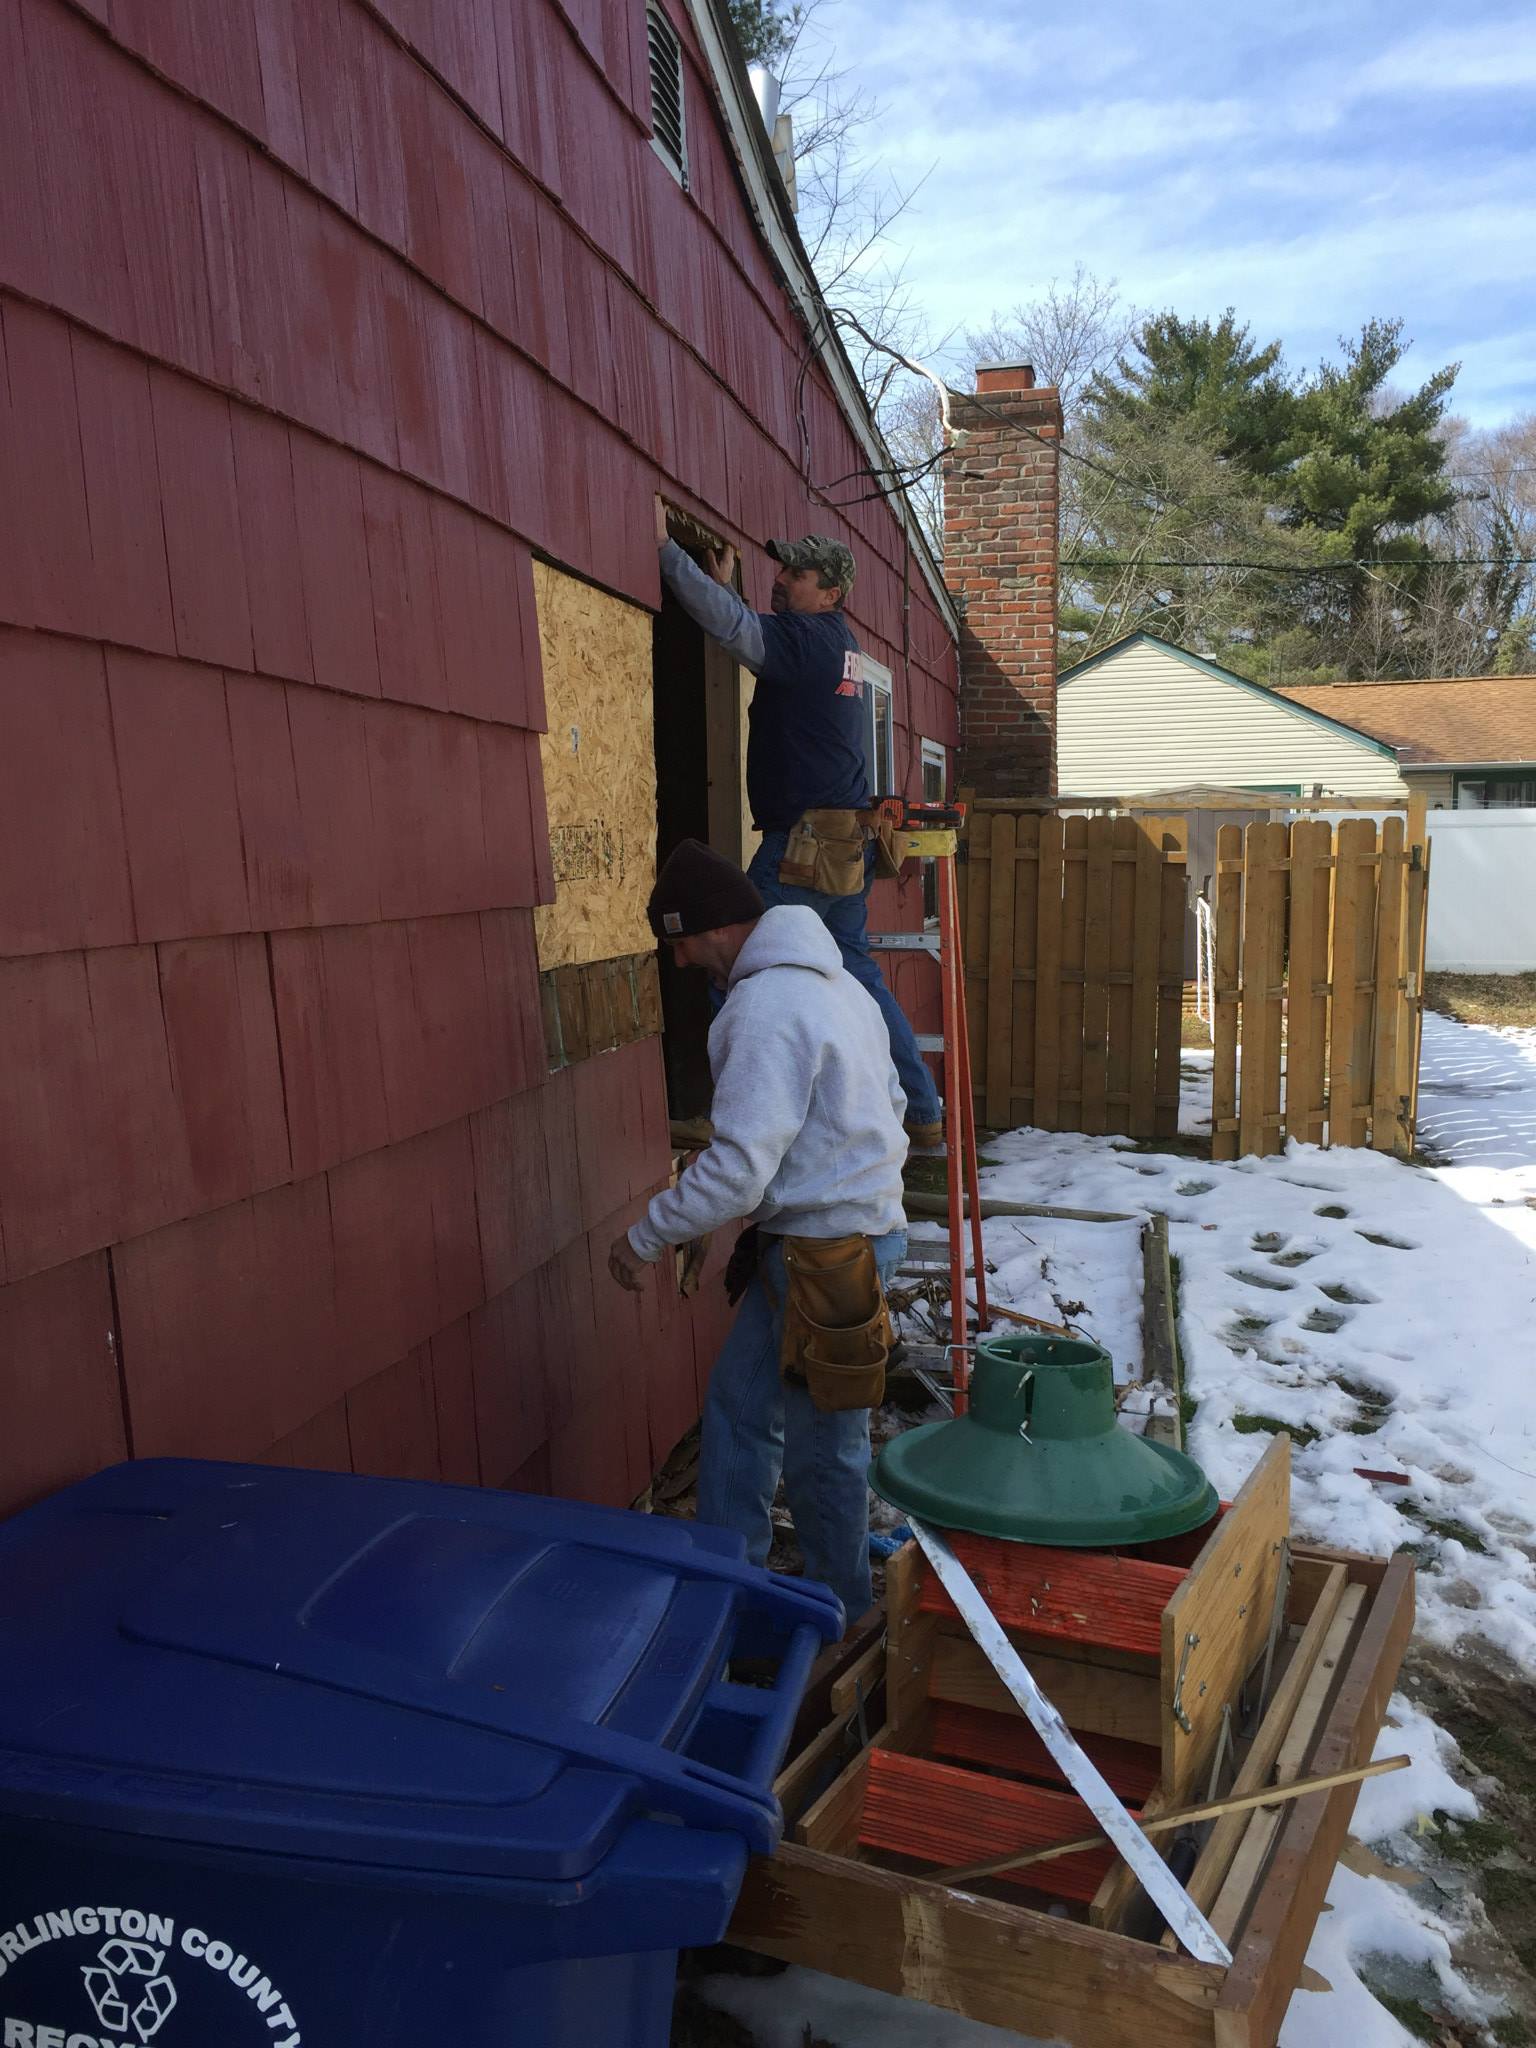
[149,370,255,671]
[0,633,136,958]
[0,1253,126,1519]
[70,330,176,657]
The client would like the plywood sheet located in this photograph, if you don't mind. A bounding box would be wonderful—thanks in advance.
[531,562,657,969]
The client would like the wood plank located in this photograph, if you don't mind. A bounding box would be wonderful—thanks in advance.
[1012,813,1042,1140]
[1142,1211,1180,1407]
[1306,822,1333,1148]
[985,811,1019,1128]
[1154,818,1189,1139]
[929,1633,1162,1747]
[1326,820,1371,1147]
[1211,824,1242,1162]
[1106,815,1138,1136]
[1161,1435,1290,1802]
[1180,1564,1347,1920]
[1090,1783,1173,1932]
[728,1844,1226,2047]
[1034,812,1065,1129]
[1058,815,1088,1134]
[774,1707,860,1824]
[1371,816,1407,1153]
[885,1539,938,1741]
[962,807,991,1114]
[1210,1809,1282,1948]
[796,1739,874,1853]
[831,1638,885,1719]
[1131,818,1165,1138]
[1283,821,1321,1145]
[1081,815,1114,1135]
[1273,1585,1367,1785]
[1403,834,1431,1151]
[1214,1557,1415,2048]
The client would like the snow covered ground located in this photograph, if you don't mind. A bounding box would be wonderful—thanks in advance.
[697,1010,1536,2048]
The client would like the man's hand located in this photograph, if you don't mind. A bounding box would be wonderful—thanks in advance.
[655,496,670,549]
[608,1231,647,1293]
[705,544,737,588]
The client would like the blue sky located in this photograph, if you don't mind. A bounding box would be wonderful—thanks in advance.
[808,0,1536,424]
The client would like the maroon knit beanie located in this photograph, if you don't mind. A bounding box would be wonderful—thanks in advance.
[647,839,765,940]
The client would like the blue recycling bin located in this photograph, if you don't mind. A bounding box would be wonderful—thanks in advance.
[0,1459,842,2048]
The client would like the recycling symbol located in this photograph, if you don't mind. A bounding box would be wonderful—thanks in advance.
[81,1937,178,2043]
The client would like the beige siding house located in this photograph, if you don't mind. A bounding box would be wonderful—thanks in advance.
[1057,634,1407,798]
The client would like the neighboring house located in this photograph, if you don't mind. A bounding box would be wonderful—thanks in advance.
[1276,676,1536,808]
[1057,635,1407,799]
[0,1,963,1517]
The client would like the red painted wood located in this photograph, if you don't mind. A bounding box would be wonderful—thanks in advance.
[859,1749,1134,1903]
[364,700,485,919]
[116,1176,340,1460]
[250,0,310,172]
[157,934,291,1205]
[71,331,175,655]
[0,301,93,635]
[918,1535,1183,1660]
[284,684,383,927]
[477,724,543,910]
[429,1318,480,1486]
[470,1079,562,1300]
[269,925,392,1179]
[347,1345,444,1483]
[363,465,448,711]
[0,1254,125,1517]
[328,1119,483,1384]
[928,1701,1163,1807]
[106,649,250,942]
[468,1272,551,1490]
[0,633,135,957]
[149,370,254,670]
[260,1397,352,1474]
[230,407,313,683]
[289,432,381,698]
[225,674,315,929]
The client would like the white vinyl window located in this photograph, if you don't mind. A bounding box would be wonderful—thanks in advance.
[863,656,894,796]
[920,738,947,923]
[647,5,688,187]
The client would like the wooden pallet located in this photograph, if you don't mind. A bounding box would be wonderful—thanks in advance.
[727,1437,1413,2047]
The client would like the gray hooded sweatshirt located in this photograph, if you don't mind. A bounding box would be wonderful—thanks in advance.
[627,905,908,1261]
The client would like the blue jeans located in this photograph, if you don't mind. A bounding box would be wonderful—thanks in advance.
[746,831,942,1126]
[696,1227,907,1625]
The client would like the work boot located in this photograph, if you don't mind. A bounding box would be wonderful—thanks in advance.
[904,1117,944,1149]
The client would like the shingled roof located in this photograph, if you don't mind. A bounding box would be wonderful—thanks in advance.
[1275,674,1536,765]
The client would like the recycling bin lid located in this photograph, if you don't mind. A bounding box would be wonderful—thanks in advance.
[0,1460,842,1882]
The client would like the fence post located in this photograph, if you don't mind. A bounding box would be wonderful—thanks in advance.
[1211,824,1241,1161]
[1284,818,1331,1146]
[1238,822,1284,1157]
[1372,815,1407,1154]
[1107,815,1138,1136]
[962,805,992,1118]
[1328,818,1375,1147]
[1011,814,1042,1134]
[1058,816,1088,1130]
[1130,818,1164,1139]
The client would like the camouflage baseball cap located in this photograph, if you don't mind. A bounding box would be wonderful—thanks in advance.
[767,534,856,594]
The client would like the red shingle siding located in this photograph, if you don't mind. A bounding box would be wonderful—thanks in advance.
[0,0,956,1516]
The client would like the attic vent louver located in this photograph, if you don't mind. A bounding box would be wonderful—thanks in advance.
[647,4,687,186]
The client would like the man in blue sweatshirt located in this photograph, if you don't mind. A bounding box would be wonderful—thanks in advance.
[655,500,943,1143]
[609,838,908,1623]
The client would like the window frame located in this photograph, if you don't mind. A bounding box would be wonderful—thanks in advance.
[920,738,947,925]
[863,656,895,797]
[1455,771,1536,809]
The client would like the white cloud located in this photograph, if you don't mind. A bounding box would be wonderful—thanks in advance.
[1359,17,1536,91]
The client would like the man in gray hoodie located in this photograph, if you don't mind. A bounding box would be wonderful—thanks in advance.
[609,838,908,1622]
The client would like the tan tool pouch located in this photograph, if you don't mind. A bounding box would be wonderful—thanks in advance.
[779,1233,894,1412]
[778,809,867,896]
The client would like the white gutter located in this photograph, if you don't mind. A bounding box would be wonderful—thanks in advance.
[682,0,958,638]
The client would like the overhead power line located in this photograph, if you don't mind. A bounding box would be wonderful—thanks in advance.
[1064,555,1536,574]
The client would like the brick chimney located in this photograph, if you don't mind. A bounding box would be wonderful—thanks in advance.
[943,362,1062,796]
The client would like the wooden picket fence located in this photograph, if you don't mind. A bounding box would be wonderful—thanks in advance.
[960,809,1189,1140]
[1210,815,1430,1160]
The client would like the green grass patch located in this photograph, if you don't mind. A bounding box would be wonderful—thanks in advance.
[901,1152,997,1197]
[1401,1502,1490,1556]
[1493,2017,1533,2047]
[1439,1815,1517,1864]
[1231,1412,1321,1448]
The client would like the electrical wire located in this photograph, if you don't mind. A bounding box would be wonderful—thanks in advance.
[1063,555,1536,573]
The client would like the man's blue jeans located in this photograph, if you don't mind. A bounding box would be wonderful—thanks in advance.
[746,831,942,1126]
[696,1227,907,1624]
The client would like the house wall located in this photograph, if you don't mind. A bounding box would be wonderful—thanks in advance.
[0,0,956,1518]
[1057,642,1408,797]
[1406,768,1456,809]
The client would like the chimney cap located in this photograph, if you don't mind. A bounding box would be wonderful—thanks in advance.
[975,360,1037,392]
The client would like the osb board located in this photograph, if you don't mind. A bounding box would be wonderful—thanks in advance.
[531,562,657,969]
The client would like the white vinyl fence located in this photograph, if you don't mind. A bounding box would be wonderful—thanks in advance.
[1424,809,1536,973]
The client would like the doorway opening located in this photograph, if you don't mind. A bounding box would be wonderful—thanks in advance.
[651,516,754,1118]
